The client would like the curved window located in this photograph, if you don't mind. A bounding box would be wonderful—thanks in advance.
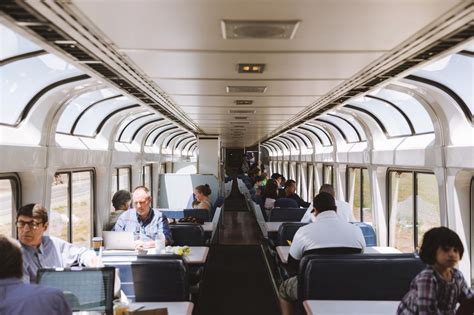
[0,23,41,61]
[72,96,132,137]
[115,112,154,142]
[372,89,434,134]
[414,52,473,118]
[319,114,361,143]
[303,124,332,146]
[118,114,162,143]
[331,112,367,141]
[349,96,411,137]
[145,123,175,146]
[1,54,82,125]
[57,88,118,133]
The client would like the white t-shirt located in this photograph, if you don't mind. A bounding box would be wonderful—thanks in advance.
[289,210,366,261]
[301,200,355,223]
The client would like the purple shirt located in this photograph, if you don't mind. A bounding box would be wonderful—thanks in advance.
[397,266,473,314]
[0,278,72,315]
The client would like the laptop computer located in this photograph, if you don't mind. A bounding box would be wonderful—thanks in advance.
[36,267,115,315]
[103,231,136,250]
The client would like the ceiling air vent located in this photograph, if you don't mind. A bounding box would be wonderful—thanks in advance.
[222,20,300,39]
[229,109,256,114]
[235,100,253,105]
[233,116,248,120]
[227,86,266,93]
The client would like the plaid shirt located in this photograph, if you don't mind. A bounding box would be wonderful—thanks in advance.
[397,266,473,315]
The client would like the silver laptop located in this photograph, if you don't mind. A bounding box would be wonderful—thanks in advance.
[102,231,136,250]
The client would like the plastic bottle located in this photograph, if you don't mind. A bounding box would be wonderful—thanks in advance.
[155,231,166,252]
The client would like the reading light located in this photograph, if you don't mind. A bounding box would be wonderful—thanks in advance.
[238,63,265,73]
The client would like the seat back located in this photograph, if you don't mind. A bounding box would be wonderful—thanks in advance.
[170,224,205,246]
[183,209,211,222]
[269,208,306,222]
[351,222,377,246]
[298,253,424,301]
[132,259,189,302]
[274,198,299,209]
[276,222,308,246]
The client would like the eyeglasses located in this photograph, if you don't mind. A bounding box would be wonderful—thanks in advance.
[16,220,44,230]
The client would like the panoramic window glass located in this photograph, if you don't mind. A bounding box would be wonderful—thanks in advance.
[416,173,440,249]
[414,50,473,118]
[389,171,414,252]
[333,111,367,141]
[145,124,174,146]
[1,54,82,125]
[304,124,332,146]
[57,88,118,133]
[350,96,411,137]
[373,89,434,134]
[72,95,132,137]
[50,173,70,241]
[0,178,16,237]
[121,114,162,143]
[0,23,41,60]
[115,111,153,142]
[319,114,360,143]
[72,171,93,247]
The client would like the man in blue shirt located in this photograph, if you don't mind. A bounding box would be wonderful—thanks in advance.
[17,204,99,283]
[114,186,172,249]
[0,235,72,315]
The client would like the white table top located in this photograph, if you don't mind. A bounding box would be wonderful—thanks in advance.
[203,222,213,232]
[303,300,400,315]
[102,246,209,264]
[265,222,285,232]
[276,246,402,264]
[130,302,193,315]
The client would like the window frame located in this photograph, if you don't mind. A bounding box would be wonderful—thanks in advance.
[142,164,153,192]
[113,166,132,192]
[0,173,21,237]
[387,168,439,252]
[52,169,95,245]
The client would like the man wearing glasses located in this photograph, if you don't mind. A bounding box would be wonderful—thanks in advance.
[16,203,99,283]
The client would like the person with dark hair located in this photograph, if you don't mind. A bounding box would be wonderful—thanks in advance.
[262,179,279,210]
[397,227,473,314]
[278,192,365,315]
[16,203,99,283]
[193,184,212,210]
[105,190,131,230]
[278,179,311,208]
[0,235,72,314]
[114,186,172,249]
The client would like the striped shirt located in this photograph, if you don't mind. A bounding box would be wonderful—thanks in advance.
[113,208,172,244]
[21,236,96,283]
[397,266,473,315]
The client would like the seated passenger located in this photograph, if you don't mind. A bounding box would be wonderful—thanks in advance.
[262,179,279,210]
[397,227,473,314]
[278,179,311,208]
[279,192,366,315]
[105,190,131,231]
[0,235,72,315]
[301,184,356,223]
[16,204,99,283]
[114,186,172,249]
[192,184,212,210]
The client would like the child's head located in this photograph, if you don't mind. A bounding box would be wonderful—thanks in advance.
[419,226,464,265]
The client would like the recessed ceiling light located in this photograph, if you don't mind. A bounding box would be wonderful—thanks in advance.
[229,109,256,114]
[235,100,254,105]
[238,63,265,73]
[227,86,267,93]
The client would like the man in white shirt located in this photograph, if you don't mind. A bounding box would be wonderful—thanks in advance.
[279,192,366,315]
[301,184,356,223]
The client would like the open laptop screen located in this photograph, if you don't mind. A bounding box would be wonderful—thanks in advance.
[36,267,115,315]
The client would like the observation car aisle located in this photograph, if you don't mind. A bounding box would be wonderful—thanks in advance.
[193,180,280,315]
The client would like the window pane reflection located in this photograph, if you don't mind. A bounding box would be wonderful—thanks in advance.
[390,172,414,252]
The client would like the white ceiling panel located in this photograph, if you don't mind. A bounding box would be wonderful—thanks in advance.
[66,0,464,146]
